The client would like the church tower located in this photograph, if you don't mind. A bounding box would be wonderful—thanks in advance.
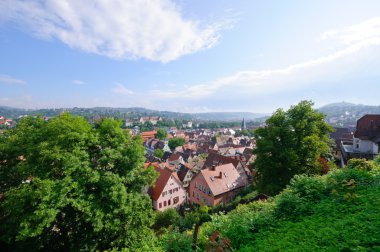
[241,118,246,130]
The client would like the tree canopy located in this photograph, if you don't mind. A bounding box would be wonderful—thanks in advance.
[168,137,185,151]
[253,100,333,195]
[155,128,167,140]
[0,113,158,251]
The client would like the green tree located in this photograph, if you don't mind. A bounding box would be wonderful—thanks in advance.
[168,137,185,151]
[141,121,154,131]
[0,113,158,251]
[154,149,164,159]
[253,100,333,195]
[156,128,167,140]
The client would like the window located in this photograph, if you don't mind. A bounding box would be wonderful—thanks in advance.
[173,196,179,204]
[197,193,200,200]
[159,202,162,208]
[168,199,171,205]
[169,189,173,194]
[164,201,167,207]
[192,191,195,197]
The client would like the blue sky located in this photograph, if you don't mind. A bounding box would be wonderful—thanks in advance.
[1,0,380,113]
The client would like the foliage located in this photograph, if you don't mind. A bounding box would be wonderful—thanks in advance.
[0,114,158,251]
[193,162,380,251]
[155,128,168,140]
[234,129,255,137]
[159,229,193,252]
[154,208,181,230]
[154,149,164,159]
[253,100,333,195]
[346,158,374,171]
[141,121,154,132]
[168,137,185,151]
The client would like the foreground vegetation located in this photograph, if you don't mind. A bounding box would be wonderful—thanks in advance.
[0,114,159,251]
[177,158,380,251]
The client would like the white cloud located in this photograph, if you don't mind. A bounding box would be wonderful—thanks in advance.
[151,17,380,99]
[72,80,86,85]
[111,83,134,95]
[0,74,27,85]
[0,0,232,62]
[321,17,380,45]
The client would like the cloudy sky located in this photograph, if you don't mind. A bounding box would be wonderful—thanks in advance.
[1,0,380,113]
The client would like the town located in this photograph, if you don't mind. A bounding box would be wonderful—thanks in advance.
[2,111,379,214]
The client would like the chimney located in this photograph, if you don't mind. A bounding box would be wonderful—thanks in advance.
[211,165,216,171]
[219,171,222,179]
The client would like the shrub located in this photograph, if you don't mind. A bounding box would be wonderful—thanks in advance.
[154,208,181,230]
[159,229,193,252]
[288,174,327,202]
[346,158,374,171]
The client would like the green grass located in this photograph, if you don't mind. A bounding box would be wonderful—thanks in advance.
[239,184,380,251]
[197,168,380,252]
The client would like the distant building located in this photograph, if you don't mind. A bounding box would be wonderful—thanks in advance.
[141,131,157,141]
[241,118,246,130]
[341,114,380,163]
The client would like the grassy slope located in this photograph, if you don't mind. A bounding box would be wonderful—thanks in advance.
[197,167,380,252]
[239,183,380,251]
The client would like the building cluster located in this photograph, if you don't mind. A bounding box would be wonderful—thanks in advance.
[0,116,15,128]
[125,116,162,127]
[330,114,380,165]
[143,125,256,211]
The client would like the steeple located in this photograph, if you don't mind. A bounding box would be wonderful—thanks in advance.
[241,118,246,130]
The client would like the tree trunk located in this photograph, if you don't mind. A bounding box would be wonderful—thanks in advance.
[192,221,200,251]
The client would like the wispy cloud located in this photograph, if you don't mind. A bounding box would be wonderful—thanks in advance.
[151,17,380,99]
[321,17,380,45]
[72,80,86,85]
[0,0,234,62]
[111,83,134,95]
[0,74,27,85]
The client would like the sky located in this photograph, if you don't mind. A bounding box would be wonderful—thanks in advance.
[1,0,380,113]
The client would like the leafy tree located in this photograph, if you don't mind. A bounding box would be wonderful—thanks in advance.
[141,121,154,131]
[168,137,185,151]
[154,149,164,159]
[154,208,181,230]
[0,113,158,251]
[253,100,333,195]
[155,128,167,140]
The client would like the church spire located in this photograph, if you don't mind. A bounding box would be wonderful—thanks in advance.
[241,118,246,130]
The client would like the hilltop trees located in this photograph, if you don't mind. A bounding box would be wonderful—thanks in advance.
[253,101,333,195]
[0,114,158,251]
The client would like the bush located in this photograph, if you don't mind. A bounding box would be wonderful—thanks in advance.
[347,158,374,171]
[274,190,312,220]
[159,229,193,252]
[288,174,327,202]
[154,208,181,230]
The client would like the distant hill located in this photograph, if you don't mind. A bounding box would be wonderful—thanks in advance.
[0,106,268,122]
[2,102,379,125]
[318,102,380,127]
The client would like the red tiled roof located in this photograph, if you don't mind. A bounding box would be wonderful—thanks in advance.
[203,152,240,169]
[146,162,177,201]
[199,163,247,196]
[168,153,181,162]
